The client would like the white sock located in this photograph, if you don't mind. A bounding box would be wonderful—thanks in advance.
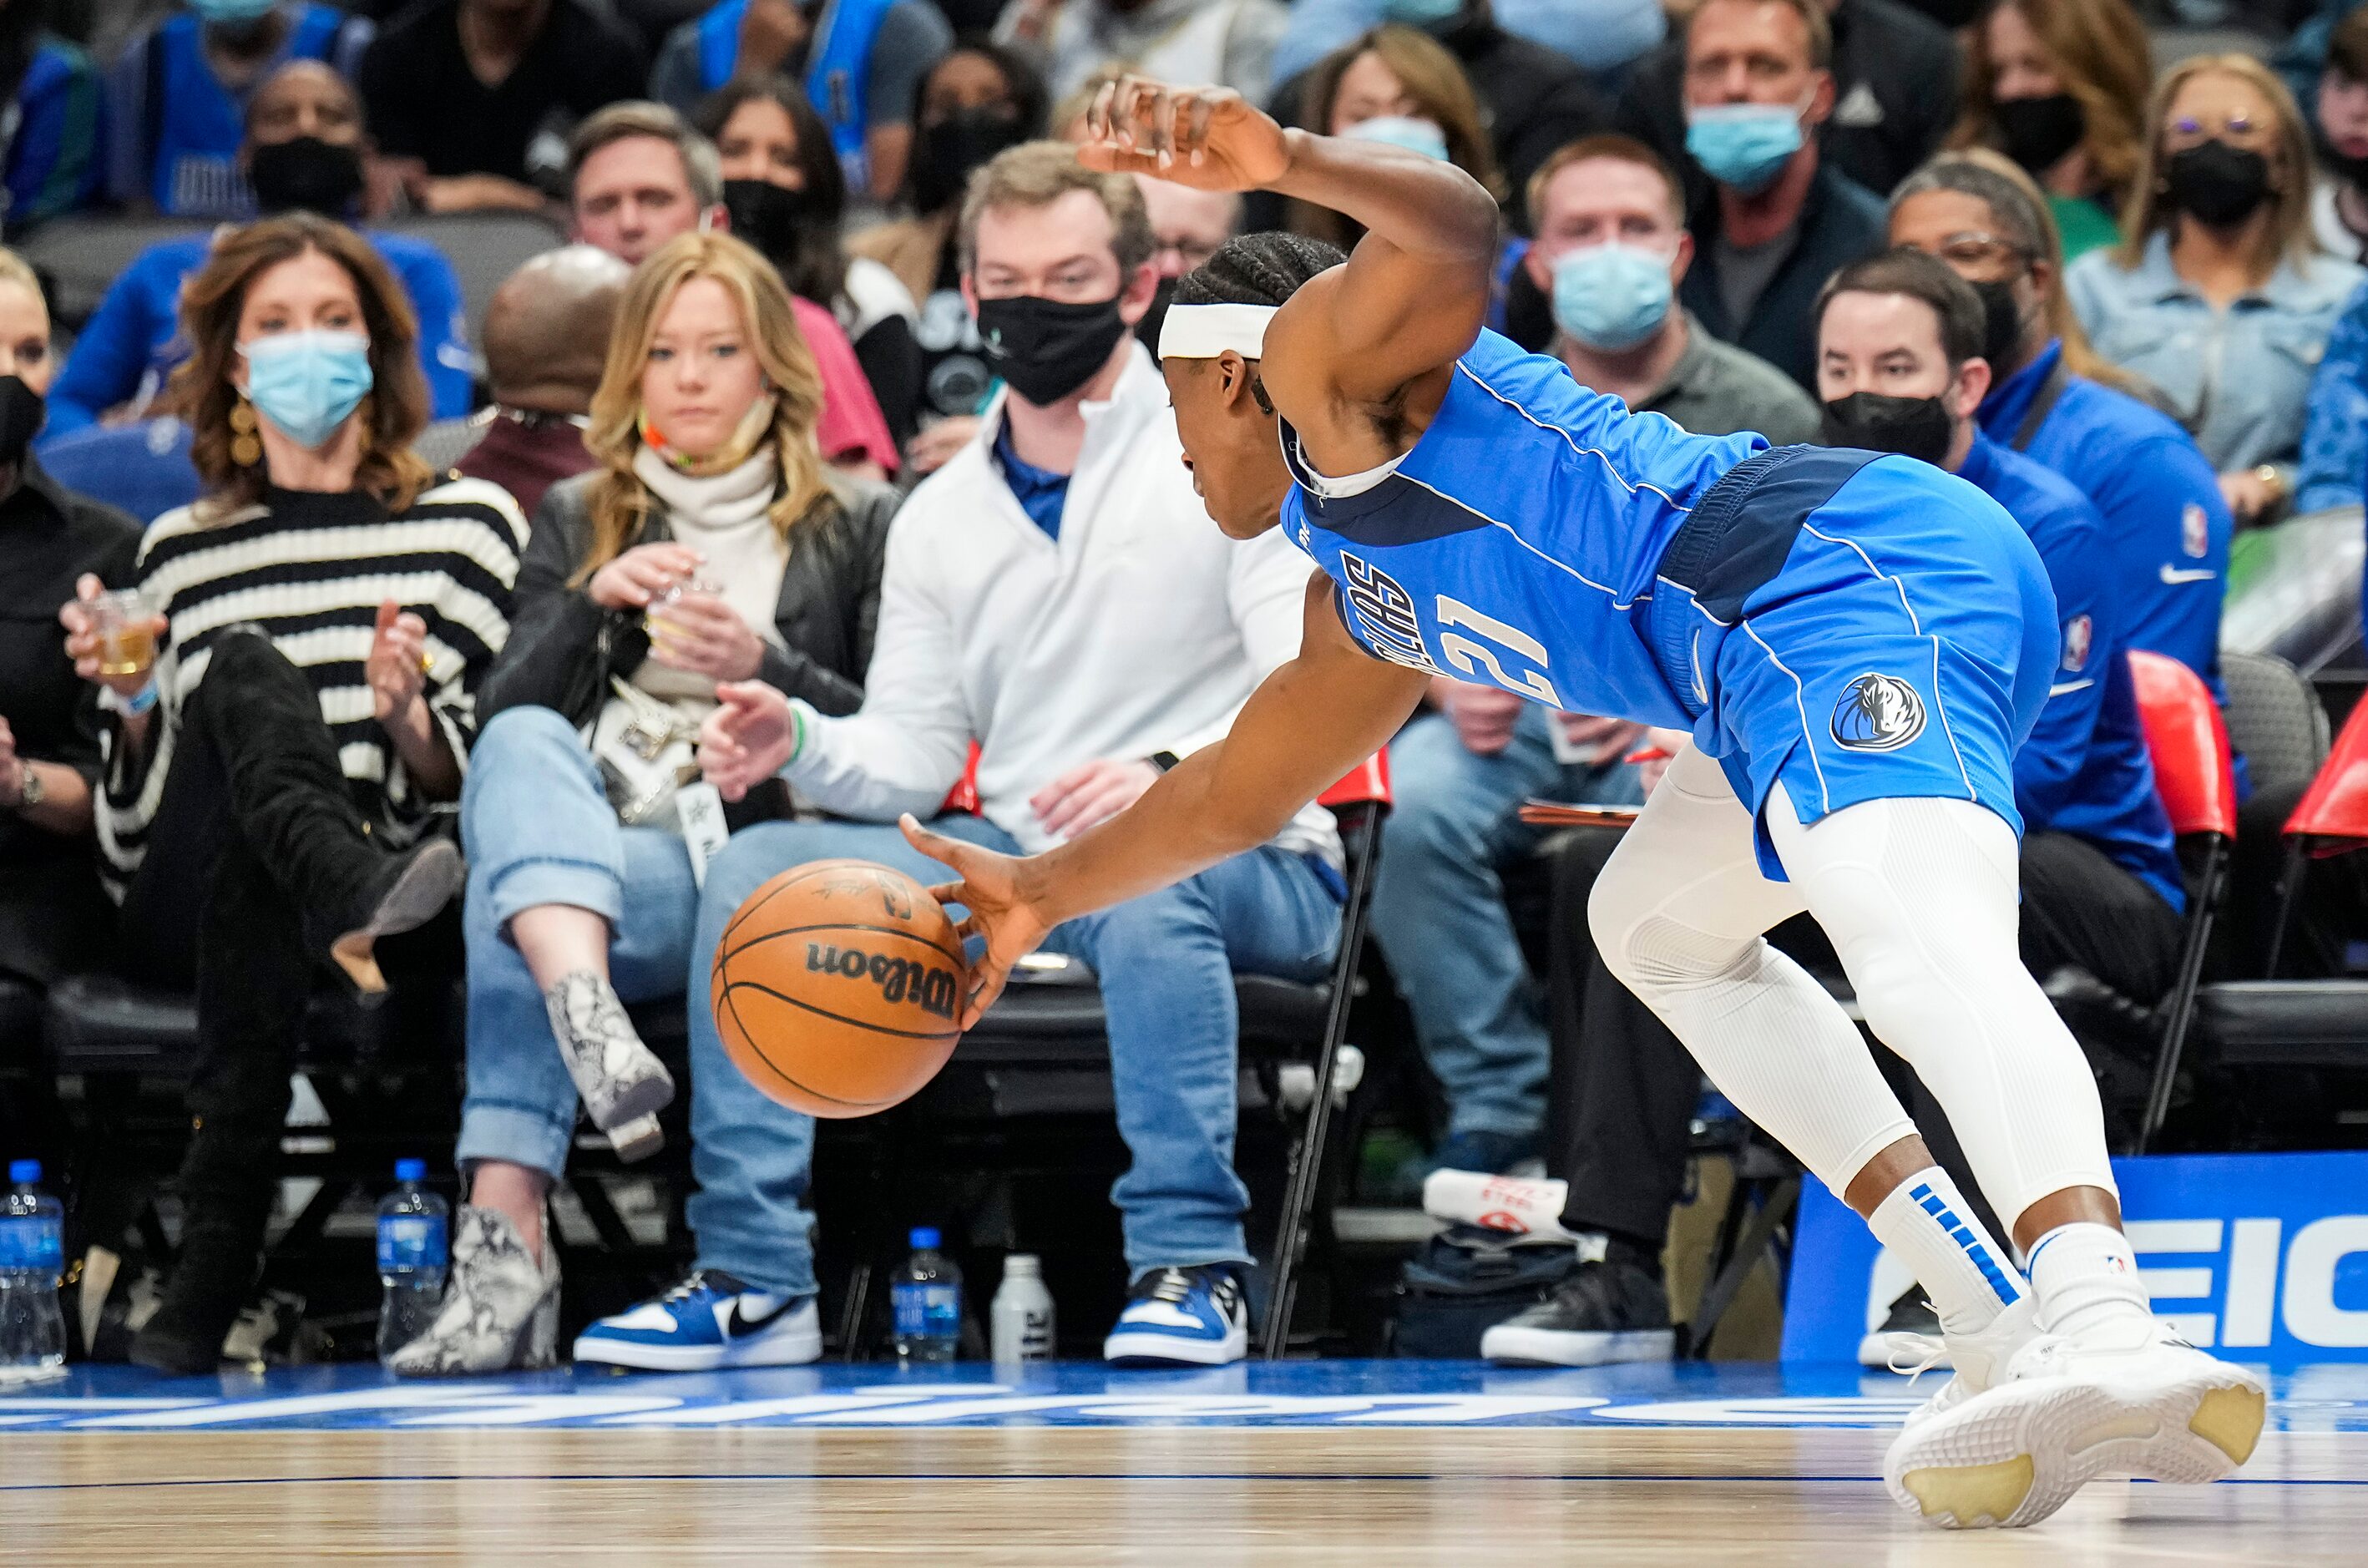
[2026,1222,2152,1339]
[1867,1169,2029,1338]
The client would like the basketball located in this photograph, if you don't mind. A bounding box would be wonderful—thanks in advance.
[709,858,968,1118]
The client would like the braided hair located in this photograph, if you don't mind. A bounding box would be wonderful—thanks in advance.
[1174,231,1346,310]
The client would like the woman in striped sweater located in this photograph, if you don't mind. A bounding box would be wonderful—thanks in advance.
[58,213,525,1374]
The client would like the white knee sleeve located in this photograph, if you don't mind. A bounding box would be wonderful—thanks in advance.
[1768,790,2118,1228]
[1588,751,1917,1196]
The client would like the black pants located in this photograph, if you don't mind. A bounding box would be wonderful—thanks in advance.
[114,630,382,1227]
[1542,824,2183,1247]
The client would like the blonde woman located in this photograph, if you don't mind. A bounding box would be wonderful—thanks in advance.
[393,230,899,1377]
[2066,53,2364,522]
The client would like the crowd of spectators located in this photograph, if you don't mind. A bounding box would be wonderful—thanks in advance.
[2,0,2365,1377]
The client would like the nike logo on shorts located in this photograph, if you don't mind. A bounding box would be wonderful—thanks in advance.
[2159,564,2218,584]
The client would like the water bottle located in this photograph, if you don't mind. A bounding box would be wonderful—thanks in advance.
[989,1253,1056,1366]
[0,1161,66,1383]
[376,1159,448,1365]
[892,1227,963,1363]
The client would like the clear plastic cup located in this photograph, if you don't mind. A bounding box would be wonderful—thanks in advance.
[88,589,157,679]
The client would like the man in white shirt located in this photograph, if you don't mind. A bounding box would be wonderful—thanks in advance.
[569,143,1341,1373]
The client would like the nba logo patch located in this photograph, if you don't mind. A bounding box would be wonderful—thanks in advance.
[2062,614,2092,673]
[2182,503,2209,559]
[1830,673,1926,751]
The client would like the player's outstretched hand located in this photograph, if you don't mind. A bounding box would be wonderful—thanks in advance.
[899,812,1055,1031]
[1078,76,1289,191]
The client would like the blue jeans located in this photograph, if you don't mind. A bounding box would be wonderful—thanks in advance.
[692,817,1341,1290]
[456,706,702,1183]
[1366,706,1640,1138]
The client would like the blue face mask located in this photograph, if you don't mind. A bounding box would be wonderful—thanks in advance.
[240,329,374,450]
[188,0,285,25]
[1344,115,1451,162]
[1379,0,1466,24]
[1684,102,1805,192]
[1550,244,1675,352]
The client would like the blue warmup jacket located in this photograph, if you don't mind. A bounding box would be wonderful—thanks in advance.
[1960,432,2184,911]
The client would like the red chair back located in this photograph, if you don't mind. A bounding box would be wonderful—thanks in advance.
[2128,650,2238,839]
[1319,751,1392,810]
[2285,697,2368,854]
[939,741,982,816]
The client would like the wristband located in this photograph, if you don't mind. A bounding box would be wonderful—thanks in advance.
[784,701,809,769]
[100,681,159,716]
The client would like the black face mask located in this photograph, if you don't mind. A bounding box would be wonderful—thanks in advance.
[721,178,813,265]
[2163,139,2275,227]
[975,292,1131,406]
[1992,94,2087,176]
[912,109,1027,214]
[1821,391,1956,466]
[250,134,365,215]
[1970,276,2029,377]
[1134,277,1177,358]
[0,376,43,465]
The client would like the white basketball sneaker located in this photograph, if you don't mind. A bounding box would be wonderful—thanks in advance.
[1884,1308,2266,1530]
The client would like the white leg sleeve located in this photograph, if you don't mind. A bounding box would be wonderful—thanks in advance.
[1765,787,2118,1229]
[1588,748,1920,1196]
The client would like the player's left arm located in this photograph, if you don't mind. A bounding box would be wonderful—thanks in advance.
[1080,78,1496,407]
[903,571,1429,1026]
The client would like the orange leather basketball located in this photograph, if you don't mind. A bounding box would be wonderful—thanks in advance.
[709,859,967,1118]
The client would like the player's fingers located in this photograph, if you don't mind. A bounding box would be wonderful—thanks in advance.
[374,599,400,636]
[899,812,968,870]
[1182,94,1217,166]
[960,963,1012,1031]
[1087,79,1117,144]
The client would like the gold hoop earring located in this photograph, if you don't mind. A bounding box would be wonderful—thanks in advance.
[228,396,261,468]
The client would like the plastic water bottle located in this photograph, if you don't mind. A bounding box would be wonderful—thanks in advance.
[990,1253,1056,1366]
[376,1159,448,1364]
[892,1227,963,1363]
[0,1161,66,1382]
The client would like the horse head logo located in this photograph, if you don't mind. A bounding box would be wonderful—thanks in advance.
[1830,673,1927,752]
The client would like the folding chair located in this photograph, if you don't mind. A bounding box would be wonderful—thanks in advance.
[2125,650,2239,1152]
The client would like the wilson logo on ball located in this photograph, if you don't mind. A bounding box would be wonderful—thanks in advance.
[806,942,960,1022]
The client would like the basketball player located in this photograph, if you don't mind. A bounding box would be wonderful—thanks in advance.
[707,81,2260,1526]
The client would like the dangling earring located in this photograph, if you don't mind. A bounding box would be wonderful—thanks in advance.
[228,395,262,468]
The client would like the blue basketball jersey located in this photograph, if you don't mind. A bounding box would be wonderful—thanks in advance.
[1281,329,1764,730]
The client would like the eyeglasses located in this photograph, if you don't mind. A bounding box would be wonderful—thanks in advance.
[2165,111,2274,148]
[1915,230,2032,277]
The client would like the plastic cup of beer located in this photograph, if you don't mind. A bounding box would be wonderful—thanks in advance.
[89,589,157,679]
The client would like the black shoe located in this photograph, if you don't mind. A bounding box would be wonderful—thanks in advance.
[324,837,466,994]
[1480,1257,1674,1366]
[129,1221,262,1376]
[1859,1285,1945,1369]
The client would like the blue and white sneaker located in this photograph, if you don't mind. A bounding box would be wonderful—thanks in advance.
[572,1269,821,1372]
[1102,1265,1249,1366]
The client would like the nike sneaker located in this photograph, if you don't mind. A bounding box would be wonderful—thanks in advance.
[1102,1265,1248,1366]
[573,1269,820,1372]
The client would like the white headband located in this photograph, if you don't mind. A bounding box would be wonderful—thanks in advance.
[1158,302,1277,361]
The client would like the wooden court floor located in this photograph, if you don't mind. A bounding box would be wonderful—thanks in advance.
[6,1422,2363,1564]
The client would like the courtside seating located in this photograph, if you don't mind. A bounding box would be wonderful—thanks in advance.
[2183,696,2368,1105]
[2126,650,2241,1151]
